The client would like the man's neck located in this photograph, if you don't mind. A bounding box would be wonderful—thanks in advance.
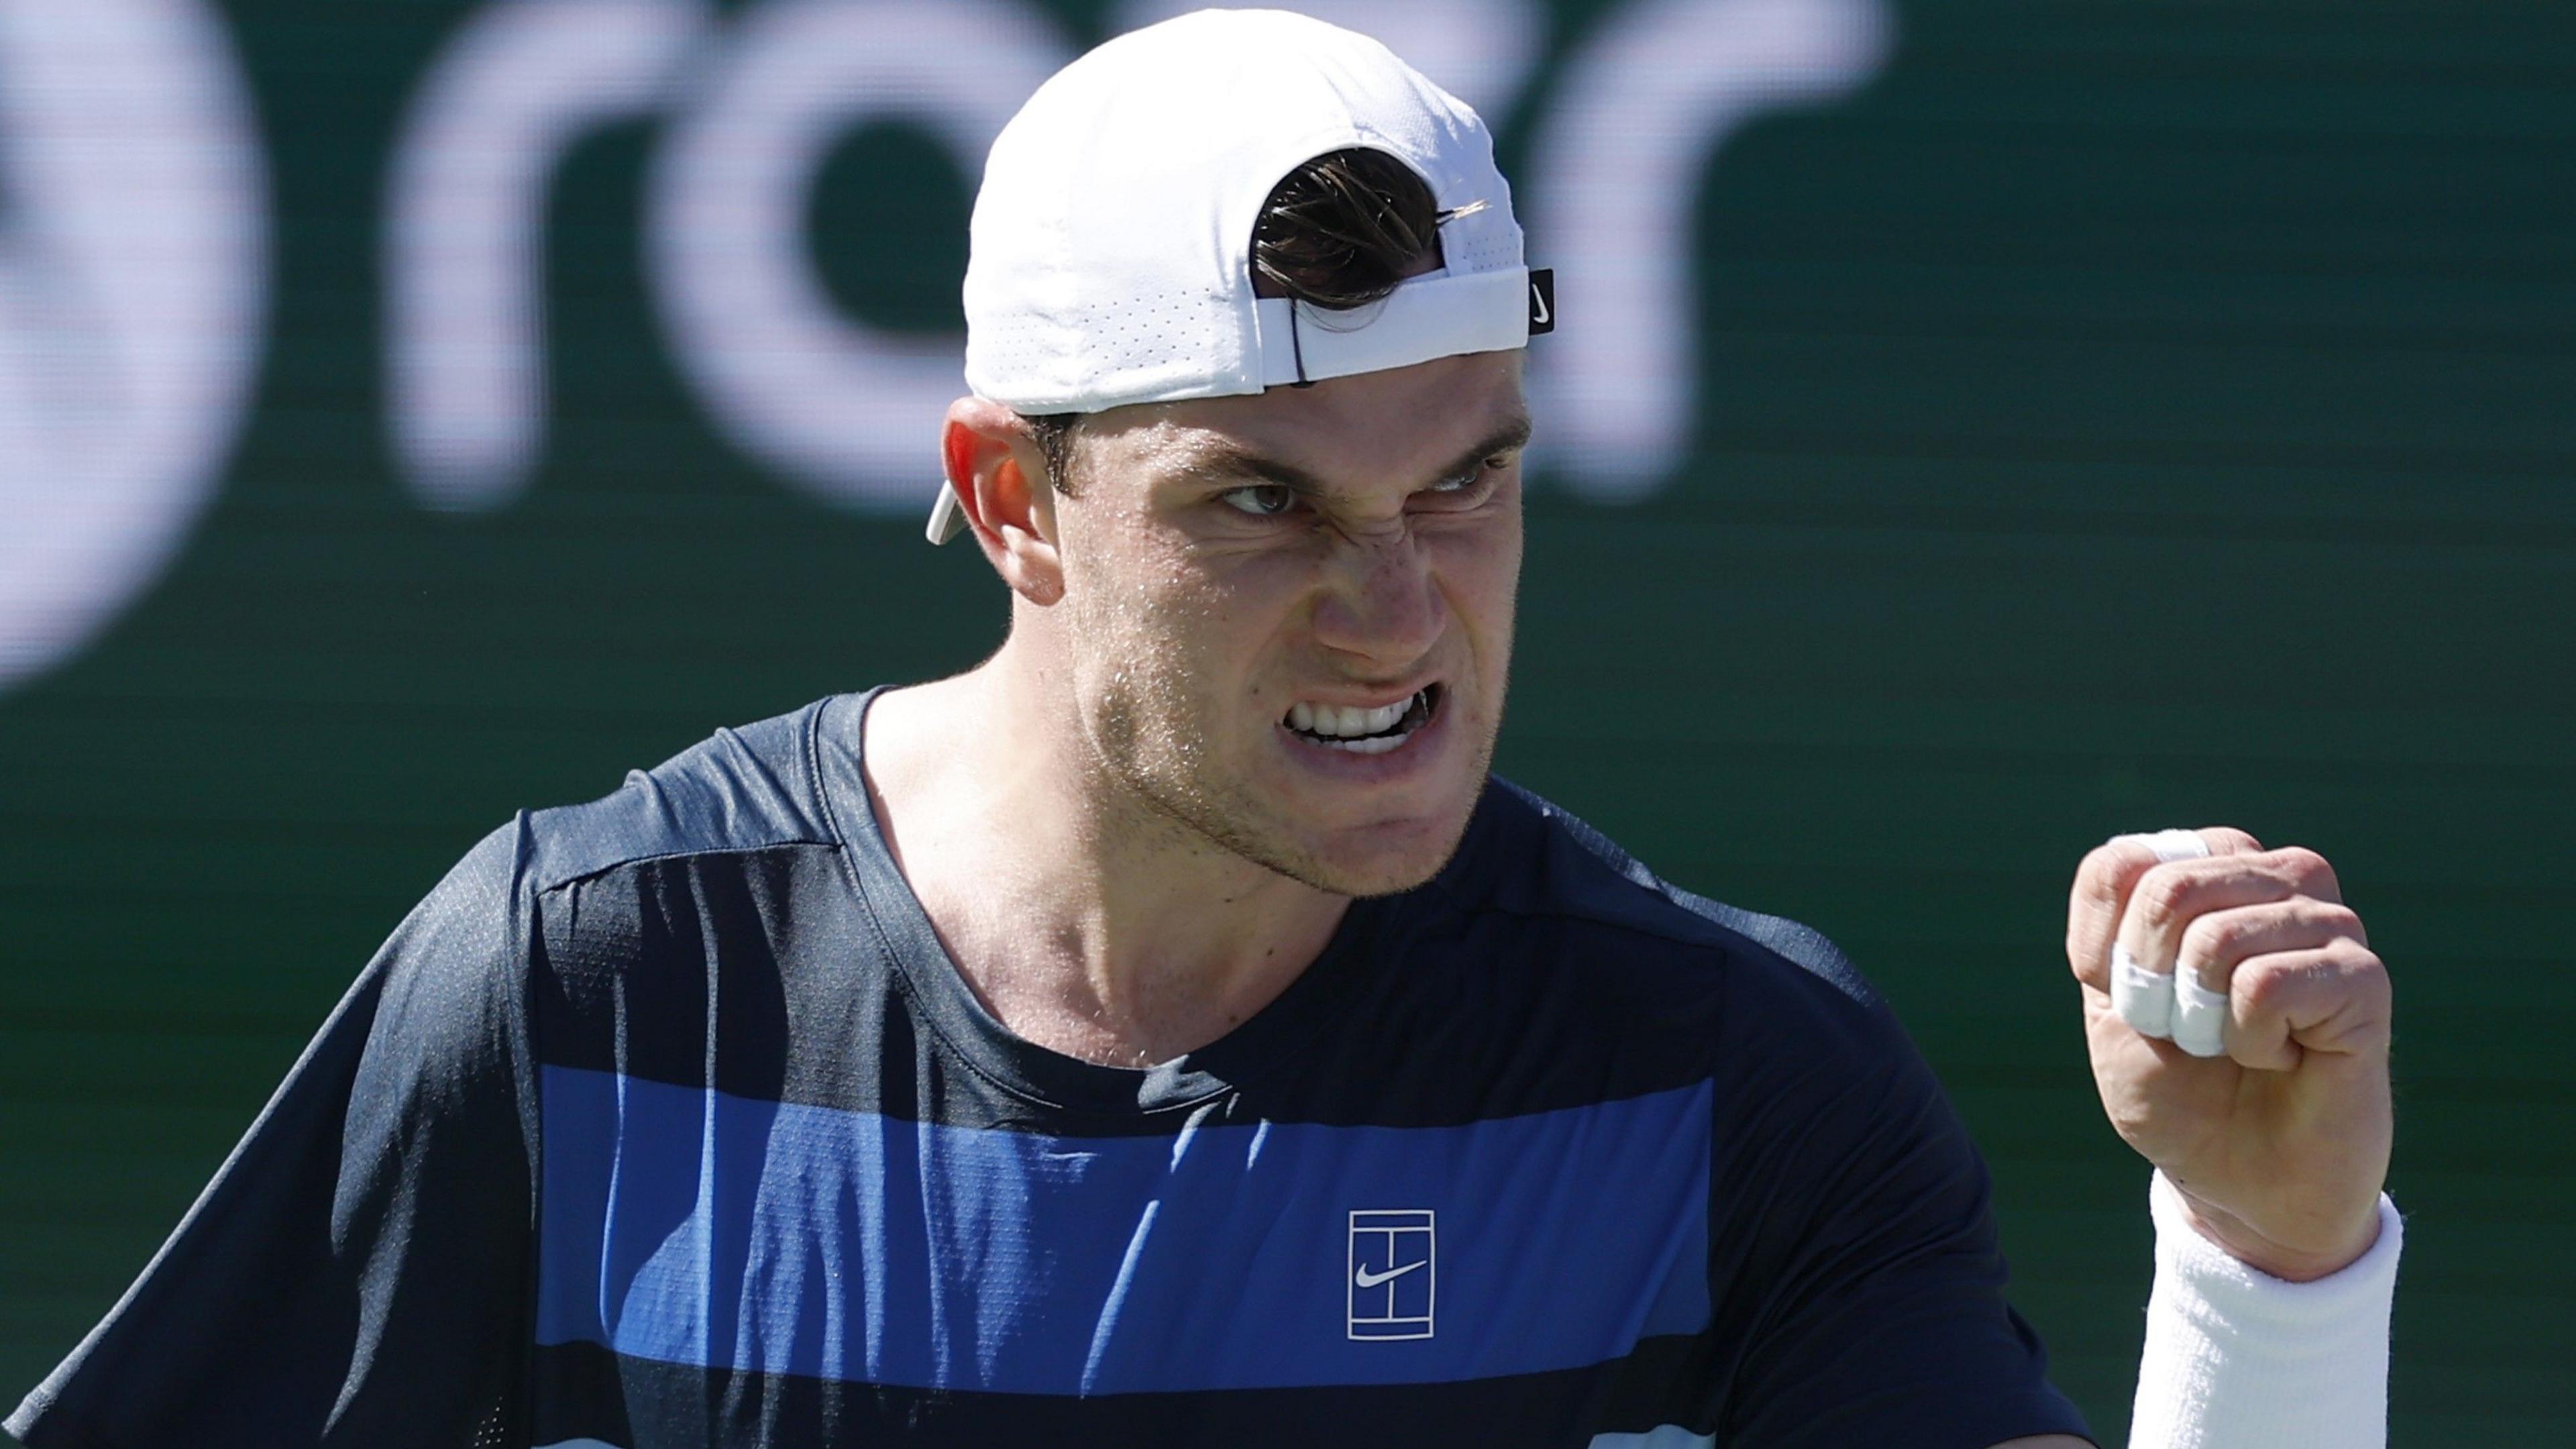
[858,664,1350,1069]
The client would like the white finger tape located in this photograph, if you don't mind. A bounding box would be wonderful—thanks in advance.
[2171,972,2231,1058]
[2131,828,2212,865]
[2107,829,2215,1044]
[2112,941,2175,1040]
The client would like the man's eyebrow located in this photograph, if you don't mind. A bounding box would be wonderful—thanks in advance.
[1185,443,1332,495]
[1183,413,1534,495]
[1436,413,1535,483]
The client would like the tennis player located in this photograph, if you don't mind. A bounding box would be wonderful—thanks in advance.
[7,11,2396,1448]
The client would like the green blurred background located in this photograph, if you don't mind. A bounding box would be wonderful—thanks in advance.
[3,0,2569,1442]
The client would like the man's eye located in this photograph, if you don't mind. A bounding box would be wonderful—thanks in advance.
[1220,483,1299,517]
[1426,459,1503,496]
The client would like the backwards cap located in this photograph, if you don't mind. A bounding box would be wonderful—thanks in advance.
[930,7,1546,543]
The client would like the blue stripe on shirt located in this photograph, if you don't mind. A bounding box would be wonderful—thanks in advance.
[535,1066,1711,1394]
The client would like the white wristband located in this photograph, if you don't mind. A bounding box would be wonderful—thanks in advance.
[2130,1170,2402,1449]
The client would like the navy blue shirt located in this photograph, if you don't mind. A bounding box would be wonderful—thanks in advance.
[9,691,2090,1448]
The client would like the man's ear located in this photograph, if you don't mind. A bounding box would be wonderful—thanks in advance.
[940,397,1063,606]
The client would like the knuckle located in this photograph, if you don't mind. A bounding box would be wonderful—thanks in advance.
[2363,951,2394,1008]
[2322,943,2396,1026]
[2272,845,2342,900]
[2206,826,2265,855]
[2235,957,2300,1013]
[2078,840,2153,900]
[2325,936,2385,978]
[2131,867,2194,934]
[2313,900,2368,945]
[2269,844,2326,875]
[2177,913,2240,975]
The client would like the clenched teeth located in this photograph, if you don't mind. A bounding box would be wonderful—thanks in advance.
[1287,696,1411,737]
[1283,688,1436,751]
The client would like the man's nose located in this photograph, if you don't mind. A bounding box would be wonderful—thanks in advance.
[1311,527,1446,665]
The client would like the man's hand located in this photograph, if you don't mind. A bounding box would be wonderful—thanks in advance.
[2067,829,2394,1281]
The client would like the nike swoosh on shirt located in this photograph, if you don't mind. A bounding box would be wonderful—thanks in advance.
[1353,1260,1426,1290]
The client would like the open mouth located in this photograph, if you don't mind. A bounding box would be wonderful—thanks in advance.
[1281,684,1442,755]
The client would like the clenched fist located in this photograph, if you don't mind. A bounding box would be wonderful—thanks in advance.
[2067,828,2395,1281]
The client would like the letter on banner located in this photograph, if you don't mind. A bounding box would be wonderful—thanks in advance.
[0,0,267,692]
[647,0,1071,510]
[386,0,710,512]
[1525,0,1890,502]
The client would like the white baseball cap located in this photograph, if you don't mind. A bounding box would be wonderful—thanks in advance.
[928,7,1550,543]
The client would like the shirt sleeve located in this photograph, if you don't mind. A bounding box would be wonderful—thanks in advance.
[1705,953,2098,1449]
[6,820,542,1449]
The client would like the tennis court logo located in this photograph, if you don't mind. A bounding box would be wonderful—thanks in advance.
[1347,1210,1436,1340]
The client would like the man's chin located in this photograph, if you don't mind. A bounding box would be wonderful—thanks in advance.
[1274,800,1483,899]
[1259,734,1497,896]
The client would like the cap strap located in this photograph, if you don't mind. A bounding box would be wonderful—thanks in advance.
[1252,267,1530,390]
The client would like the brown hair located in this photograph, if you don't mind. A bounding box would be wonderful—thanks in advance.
[1022,148,1443,494]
